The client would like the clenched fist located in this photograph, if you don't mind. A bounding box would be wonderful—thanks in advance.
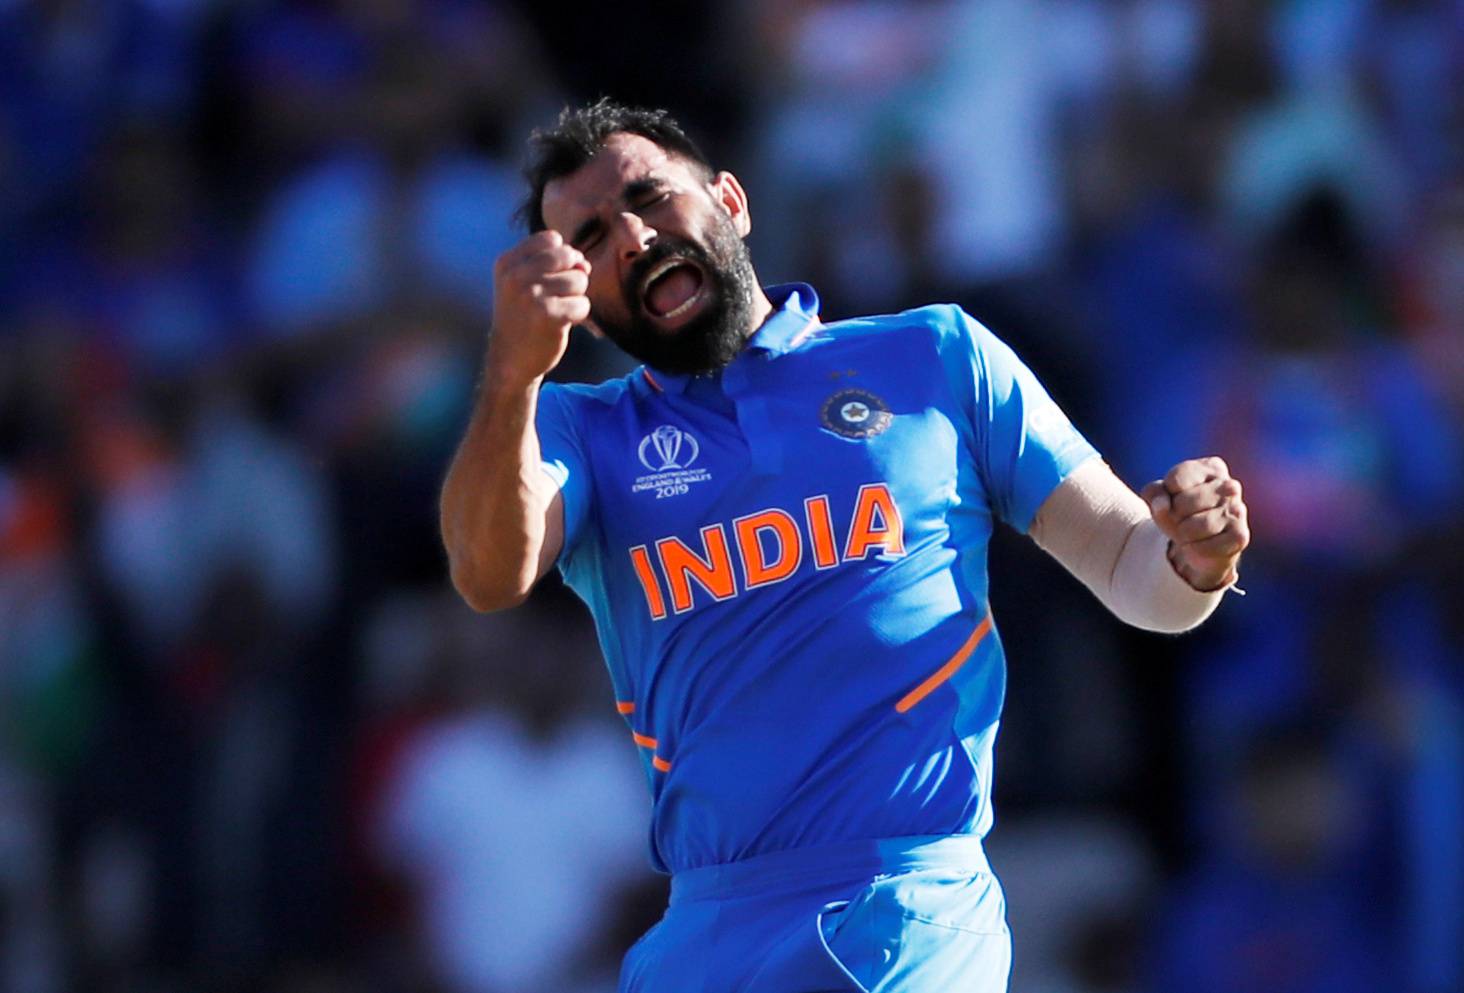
[1141,456,1250,593]
[487,230,592,387]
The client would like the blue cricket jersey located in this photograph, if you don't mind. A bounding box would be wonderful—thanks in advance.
[535,284,1097,875]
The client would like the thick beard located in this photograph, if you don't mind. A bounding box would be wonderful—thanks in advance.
[594,216,759,376]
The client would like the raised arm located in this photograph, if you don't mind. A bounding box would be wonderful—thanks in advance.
[1028,456,1249,633]
[440,231,590,612]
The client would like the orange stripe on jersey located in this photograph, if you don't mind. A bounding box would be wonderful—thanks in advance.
[616,701,636,715]
[787,317,822,350]
[631,732,658,749]
[652,756,672,773]
[642,369,664,392]
[895,615,993,714]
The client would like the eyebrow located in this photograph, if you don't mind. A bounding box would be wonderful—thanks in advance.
[569,176,669,248]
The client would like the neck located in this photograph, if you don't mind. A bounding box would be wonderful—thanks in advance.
[745,286,775,339]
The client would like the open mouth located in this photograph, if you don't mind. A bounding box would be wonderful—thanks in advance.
[639,257,707,323]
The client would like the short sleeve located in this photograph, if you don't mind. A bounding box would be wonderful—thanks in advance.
[535,383,592,561]
[948,308,1099,532]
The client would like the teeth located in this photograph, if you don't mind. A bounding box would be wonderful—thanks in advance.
[639,258,704,321]
[661,284,705,320]
[639,258,683,297]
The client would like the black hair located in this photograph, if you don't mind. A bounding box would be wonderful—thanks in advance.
[518,97,713,232]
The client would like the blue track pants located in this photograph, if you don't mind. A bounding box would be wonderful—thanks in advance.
[620,834,1012,993]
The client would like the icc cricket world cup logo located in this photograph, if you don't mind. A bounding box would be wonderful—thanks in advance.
[639,425,700,472]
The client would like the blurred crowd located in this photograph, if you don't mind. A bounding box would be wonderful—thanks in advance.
[1,1,1461,992]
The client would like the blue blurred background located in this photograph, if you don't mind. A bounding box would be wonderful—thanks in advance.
[1,1,1462,991]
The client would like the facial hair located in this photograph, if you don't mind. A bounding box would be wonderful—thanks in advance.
[593,212,759,376]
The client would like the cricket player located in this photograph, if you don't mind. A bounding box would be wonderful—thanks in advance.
[440,100,1248,993]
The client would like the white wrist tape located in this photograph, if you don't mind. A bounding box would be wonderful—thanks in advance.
[1028,458,1223,633]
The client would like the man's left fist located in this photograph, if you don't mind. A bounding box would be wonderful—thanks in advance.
[1140,456,1250,593]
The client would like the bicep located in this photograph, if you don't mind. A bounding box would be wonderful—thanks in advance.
[950,311,1097,530]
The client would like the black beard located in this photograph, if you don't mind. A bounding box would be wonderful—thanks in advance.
[593,218,759,376]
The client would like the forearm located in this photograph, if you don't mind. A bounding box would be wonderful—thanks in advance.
[1029,459,1224,633]
[440,365,561,611]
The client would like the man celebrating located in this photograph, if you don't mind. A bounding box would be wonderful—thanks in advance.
[440,100,1248,993]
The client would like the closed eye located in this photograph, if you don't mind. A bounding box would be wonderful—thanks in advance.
[570,180,671,251]
[571,219,604,252]
[623,177,671,212]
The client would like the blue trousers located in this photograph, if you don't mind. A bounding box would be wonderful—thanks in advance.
[619,835,1012,993]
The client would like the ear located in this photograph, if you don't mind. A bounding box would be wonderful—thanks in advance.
[710,170,752,238]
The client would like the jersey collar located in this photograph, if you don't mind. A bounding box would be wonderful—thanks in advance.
[747,282,821,355]
[639,283,821,395]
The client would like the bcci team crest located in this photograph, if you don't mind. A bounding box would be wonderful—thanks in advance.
[634,424,712,498]
[821,388,893,439]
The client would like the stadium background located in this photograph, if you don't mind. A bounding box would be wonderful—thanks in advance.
[1,1,1462,991]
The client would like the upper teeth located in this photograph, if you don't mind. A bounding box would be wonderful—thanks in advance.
[640,258,684,297]
[661,284,704,320]
[640,259,703,320]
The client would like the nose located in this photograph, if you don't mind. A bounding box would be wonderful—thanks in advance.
[611,211,656,262]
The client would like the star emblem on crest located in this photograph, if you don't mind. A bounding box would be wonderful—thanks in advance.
[820,388,893,439]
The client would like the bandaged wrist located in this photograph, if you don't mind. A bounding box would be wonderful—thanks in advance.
[1166,539,1244,595]
[1030,459,1224,633]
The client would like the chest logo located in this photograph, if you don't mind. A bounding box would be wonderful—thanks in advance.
[639,424,699,471]
[634,425,711,498]
[821,388,892,439]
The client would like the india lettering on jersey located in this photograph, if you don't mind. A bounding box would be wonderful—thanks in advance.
[627,483,906,619]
